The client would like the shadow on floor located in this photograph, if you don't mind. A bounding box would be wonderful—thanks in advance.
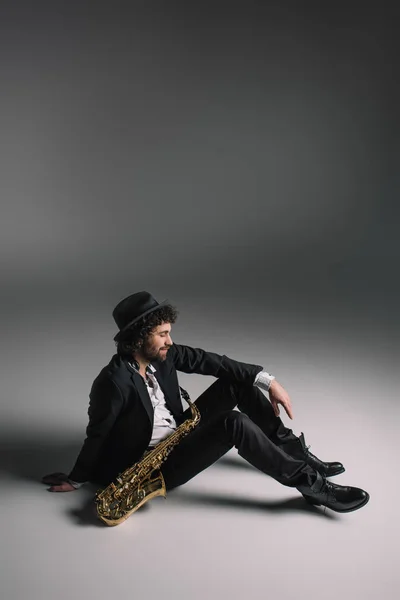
[0,426,84,483]
[167,488,337,520]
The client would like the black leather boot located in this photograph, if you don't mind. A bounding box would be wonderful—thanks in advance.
[283,432,345,477]
[298,472,370,513]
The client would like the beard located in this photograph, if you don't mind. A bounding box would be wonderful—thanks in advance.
[141,341,169,362]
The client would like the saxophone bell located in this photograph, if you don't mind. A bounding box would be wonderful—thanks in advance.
[94,389,200,526]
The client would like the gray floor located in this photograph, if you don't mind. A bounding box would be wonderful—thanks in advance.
[1,317,398,600]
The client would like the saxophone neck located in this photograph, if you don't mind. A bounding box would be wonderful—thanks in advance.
[179,385,191,403]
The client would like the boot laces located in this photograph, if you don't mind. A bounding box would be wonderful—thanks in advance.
[321,479,336,499]
[300,434,318,461]
[305,442,318,461]
[320,479,337,514]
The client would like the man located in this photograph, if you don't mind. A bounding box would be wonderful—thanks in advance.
[43,291,369,513]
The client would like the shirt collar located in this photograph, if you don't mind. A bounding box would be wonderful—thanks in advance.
[129,359,156,374]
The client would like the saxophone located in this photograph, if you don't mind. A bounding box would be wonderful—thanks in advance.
[94,387,200,526]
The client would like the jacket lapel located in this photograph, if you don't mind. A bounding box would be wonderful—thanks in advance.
[129,369,154,426]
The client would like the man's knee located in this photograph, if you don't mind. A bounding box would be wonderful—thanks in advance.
[224,409,251,428]
[222,410,254,446]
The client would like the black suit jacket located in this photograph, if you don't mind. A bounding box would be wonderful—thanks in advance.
[68,342,263,485]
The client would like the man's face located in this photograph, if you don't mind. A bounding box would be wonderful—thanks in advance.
[141,322,173,362]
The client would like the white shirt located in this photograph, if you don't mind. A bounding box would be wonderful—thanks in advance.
[133,362,178,447]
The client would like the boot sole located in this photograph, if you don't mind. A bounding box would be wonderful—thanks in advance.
[302,491,370,513]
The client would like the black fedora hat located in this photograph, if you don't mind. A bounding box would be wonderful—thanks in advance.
[112,291,170,342]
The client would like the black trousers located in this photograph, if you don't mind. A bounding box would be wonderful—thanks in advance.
[160,378,317,492]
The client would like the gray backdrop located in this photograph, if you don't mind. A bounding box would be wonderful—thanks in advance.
[1,2,398,600]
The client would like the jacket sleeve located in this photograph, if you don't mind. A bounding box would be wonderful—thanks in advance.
[68,377,124,483]
[169,342,264,384]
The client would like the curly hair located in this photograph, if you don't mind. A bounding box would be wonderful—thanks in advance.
[116,304,179,358]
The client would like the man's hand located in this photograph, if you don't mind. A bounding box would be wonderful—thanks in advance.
[268,380,294,420]
[41,472,77,492]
